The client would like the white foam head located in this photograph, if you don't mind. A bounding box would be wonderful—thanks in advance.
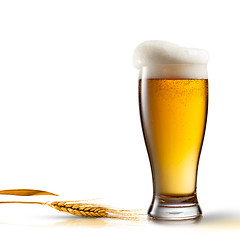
[133,40,209,79]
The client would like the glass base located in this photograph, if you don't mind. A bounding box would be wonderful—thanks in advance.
[148,195,202,221]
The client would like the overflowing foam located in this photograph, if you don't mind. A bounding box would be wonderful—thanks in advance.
[133,41,209,79]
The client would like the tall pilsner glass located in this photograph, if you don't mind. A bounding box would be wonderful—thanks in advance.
[135,41,209,220]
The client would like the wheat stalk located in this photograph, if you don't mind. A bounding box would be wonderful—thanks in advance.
[0,201,109,217]
[0,200,145,220]
[47,201,146,220]
[0,189,146,220]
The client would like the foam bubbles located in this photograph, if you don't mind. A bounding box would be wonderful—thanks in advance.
[133,41,209,79]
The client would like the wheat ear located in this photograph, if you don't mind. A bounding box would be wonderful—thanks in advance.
[47,201,108,217]
[0,201,145,220]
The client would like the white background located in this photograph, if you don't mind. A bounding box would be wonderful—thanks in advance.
[0,0,240,239]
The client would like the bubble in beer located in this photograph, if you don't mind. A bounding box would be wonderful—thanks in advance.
[133,41,209,79]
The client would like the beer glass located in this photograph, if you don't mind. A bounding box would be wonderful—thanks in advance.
[139,64,208,221]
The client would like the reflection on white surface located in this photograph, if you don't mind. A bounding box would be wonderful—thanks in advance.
[1,202,240,231]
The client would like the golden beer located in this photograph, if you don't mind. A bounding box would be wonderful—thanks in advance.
[139,79,208,197]
[134,40,209,220]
